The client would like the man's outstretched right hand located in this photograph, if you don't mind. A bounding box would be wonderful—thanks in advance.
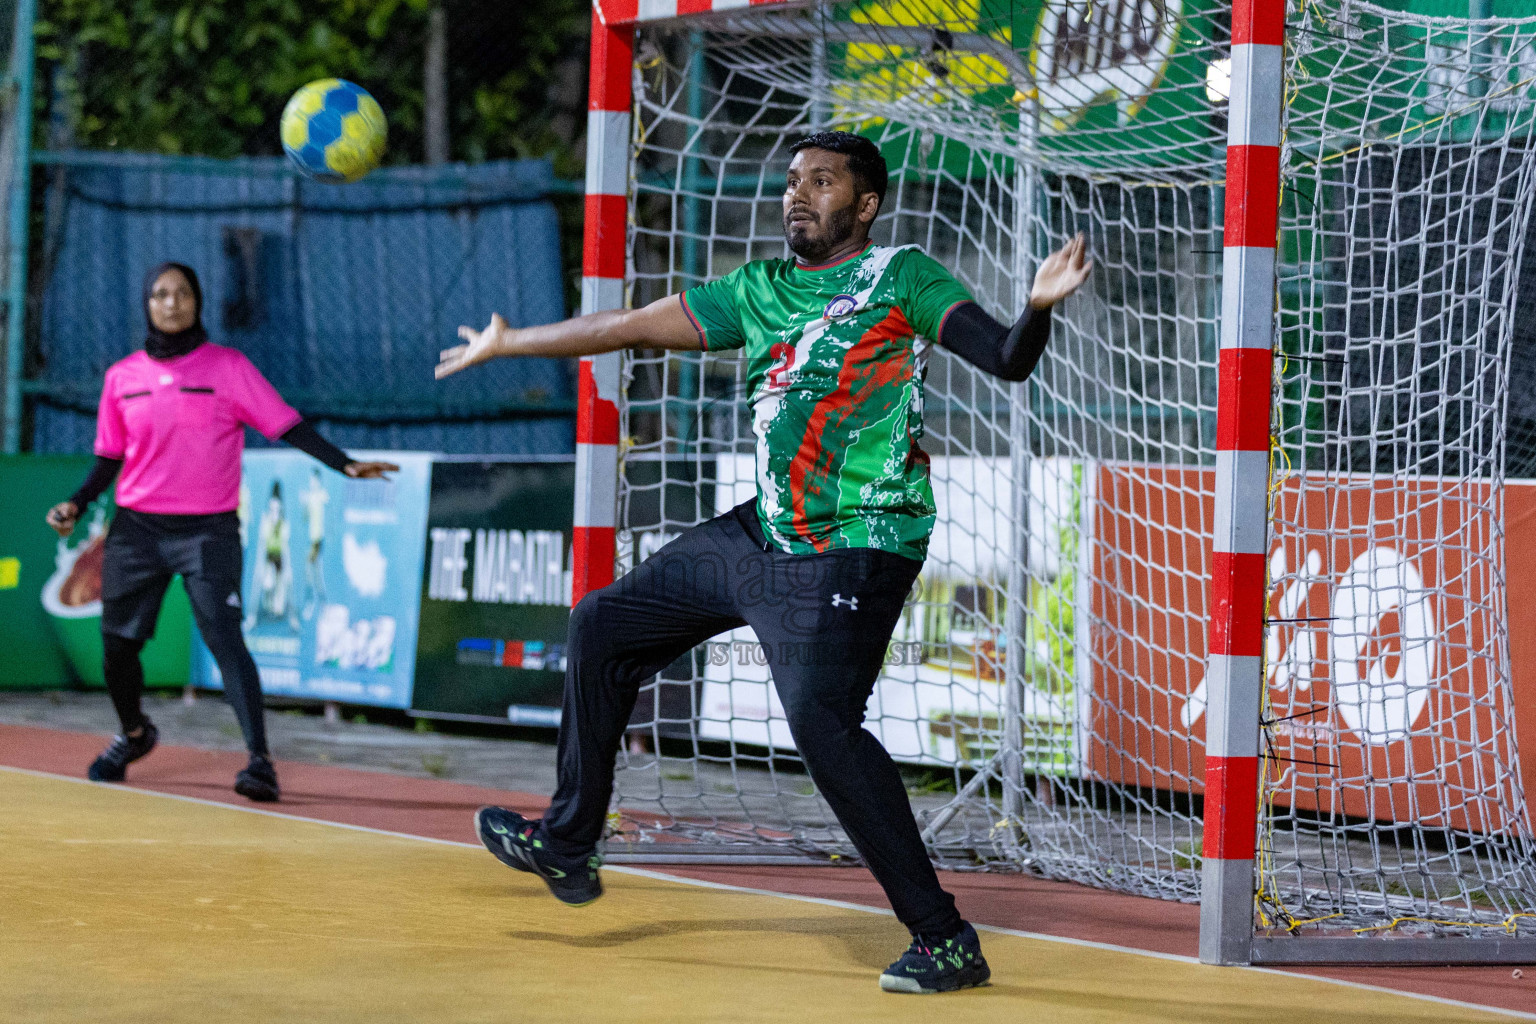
[435,294,717,379]
[437,312,512,379]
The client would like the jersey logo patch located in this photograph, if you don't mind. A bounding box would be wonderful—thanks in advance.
[822,294,858,320]
[831,593,859,611]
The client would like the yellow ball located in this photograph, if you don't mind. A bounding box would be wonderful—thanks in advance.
[281,79,387,183]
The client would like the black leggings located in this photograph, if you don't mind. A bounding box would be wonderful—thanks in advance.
[543,501,961,939]
[100,509,268,757]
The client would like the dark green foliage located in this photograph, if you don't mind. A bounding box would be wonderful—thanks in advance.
[36,0,589,174]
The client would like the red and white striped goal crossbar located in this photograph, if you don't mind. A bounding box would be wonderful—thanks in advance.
[595,0,799,25]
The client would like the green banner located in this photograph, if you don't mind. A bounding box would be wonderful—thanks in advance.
[411,459,575,725]
[0,455,191,689]
[836,0,1536,180]
[834,0,1224,176]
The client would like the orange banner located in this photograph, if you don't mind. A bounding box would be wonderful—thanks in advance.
[1084,465,1536,834]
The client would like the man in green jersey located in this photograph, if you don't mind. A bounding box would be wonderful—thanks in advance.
[438,131,1091,995]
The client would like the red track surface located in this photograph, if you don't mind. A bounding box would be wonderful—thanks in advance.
[3,723,1530,1016]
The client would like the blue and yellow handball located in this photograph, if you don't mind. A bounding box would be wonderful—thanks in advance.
[280,79,387,183]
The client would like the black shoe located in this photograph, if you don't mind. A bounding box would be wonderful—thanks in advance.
[87,720,159,782]
[879,922,991,994]
[474,806,602,907]
[234,754,281,802]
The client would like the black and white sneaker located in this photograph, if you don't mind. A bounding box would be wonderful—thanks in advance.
[474,806,603,907]
[879,922,991,994]
[234,754,281,803]
[87,720,159,782]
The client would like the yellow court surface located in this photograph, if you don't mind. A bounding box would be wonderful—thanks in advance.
[0,768,1525,1024]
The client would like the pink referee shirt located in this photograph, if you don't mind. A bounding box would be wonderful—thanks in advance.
[94,343,303,515]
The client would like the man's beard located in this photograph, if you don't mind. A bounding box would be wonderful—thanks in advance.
[784,201,858,263]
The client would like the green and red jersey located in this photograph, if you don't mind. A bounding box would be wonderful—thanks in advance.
[681,241,974,560]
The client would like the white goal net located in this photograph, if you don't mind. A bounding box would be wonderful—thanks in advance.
[602,0,1536,948]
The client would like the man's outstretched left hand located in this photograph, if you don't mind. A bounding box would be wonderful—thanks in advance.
[1029,232,1094,309]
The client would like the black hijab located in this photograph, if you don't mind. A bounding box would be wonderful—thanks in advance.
[143,261,208,360]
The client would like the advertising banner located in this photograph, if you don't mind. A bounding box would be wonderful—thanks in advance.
[410,458,574,725]
[832,0,1225,178]
[193,449,432,709]
[691,454,1536,821]
[1084,464,1210,793]
[696,454,1087,768]
[1088,465,1536,833]
[0,455,192,689]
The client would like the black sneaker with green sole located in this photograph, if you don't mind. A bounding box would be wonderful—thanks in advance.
[879,922,991,994]
[474,806,603,907]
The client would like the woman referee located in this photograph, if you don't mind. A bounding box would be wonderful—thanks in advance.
[44,262,397,801]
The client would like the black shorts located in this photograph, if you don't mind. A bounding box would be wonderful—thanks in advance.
[101,508,244,641]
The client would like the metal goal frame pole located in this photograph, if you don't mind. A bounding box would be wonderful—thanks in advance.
[1200,0,1283,967]
[1001,92,1047,845]
[1201,0,1536,968]
[574,3,636,607]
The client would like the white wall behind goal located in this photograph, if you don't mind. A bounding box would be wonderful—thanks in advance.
[698,453,1085,764]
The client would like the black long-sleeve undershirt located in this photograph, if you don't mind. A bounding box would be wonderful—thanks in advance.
[280,419,351,473]
[937,301,1053,382]
[66,418,352,510]
[68,455,124,511]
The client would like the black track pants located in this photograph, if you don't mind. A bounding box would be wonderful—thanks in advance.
[101,508,269,757]
[543,501,962,938]
[102,633,149,734]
